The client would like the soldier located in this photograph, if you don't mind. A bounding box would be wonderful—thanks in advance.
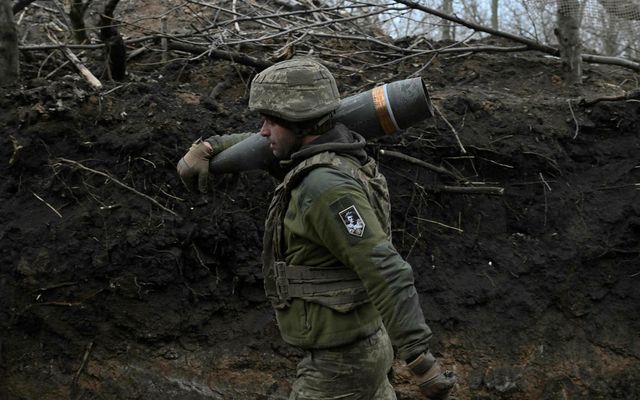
[177,58,456,399]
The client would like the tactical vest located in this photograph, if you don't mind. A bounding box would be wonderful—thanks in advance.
[262,151,391,312]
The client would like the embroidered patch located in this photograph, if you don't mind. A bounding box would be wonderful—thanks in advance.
[339,205,366,237]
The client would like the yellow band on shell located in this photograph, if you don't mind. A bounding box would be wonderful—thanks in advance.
[372,85,398,135]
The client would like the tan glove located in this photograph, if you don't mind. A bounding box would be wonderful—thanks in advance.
[177,138,214,193]
[177,133,254,193]
[407,352,457,400]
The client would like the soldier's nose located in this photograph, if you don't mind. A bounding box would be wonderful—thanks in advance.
[259,120,270,137]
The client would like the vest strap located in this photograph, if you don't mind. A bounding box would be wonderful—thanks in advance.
[274,261,369,307]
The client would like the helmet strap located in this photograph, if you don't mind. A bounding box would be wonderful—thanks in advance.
[292,112,335,136]
[310,112,335,135]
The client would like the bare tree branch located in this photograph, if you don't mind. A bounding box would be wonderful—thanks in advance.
[13,0,640,77]
[168,41,272,70]
[393,0,640,72]
[393,0,559,54]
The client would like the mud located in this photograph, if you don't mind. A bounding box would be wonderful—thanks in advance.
[1,35,639,400]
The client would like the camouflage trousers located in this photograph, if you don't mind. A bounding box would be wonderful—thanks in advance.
[289,327,397,400]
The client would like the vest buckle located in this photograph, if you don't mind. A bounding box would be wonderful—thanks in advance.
[274,261,290,300]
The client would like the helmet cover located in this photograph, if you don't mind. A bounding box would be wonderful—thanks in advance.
[249,58,340,122]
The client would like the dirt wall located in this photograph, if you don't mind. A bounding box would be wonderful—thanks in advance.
[1,46,639,399]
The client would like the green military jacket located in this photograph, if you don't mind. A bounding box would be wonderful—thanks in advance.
[262,125,432,362]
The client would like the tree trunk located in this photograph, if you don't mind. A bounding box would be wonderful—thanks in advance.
[99,0,126,81]
[442,0,454,41]
[598,0,640,21]
[491,0,499,30]
[0,0,19,86]
[69,0,90,44]
[555,0,582,84]
[602,14,619,56]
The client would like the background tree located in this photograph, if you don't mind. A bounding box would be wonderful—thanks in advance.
[98,0,126,80]
[441,0,454,40]
[0,0,19,86]
[598,0,640,20]
[492,0,499,29]
[67,0,93,44]
[597,0,640,57]
[602,9,619,55]
[555,0,583,84]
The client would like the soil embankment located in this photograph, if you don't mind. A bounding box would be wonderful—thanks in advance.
[1,35,639,399]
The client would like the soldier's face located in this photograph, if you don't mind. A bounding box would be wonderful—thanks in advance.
[259,117,301,159]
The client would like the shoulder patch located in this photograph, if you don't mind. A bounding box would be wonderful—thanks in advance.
[338,205,366,237]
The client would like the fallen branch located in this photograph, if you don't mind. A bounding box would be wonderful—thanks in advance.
[380,149,504,195]
[567,99,579,139]
[20,43,107,51]
[581,53,640,73]
[47,32,103,90]
[539,172,550,226]
[126,45,148,60]
[33,281,78,293]
[414,216,464,233]
[72,341,94,389]
[579,89,640,106]
[433,103,467,154]
[55,158,178,217]
[9,134,23,165]
[34,301,83,307]
[168,41,272,70]
[379,149,463,181]
[440,185,504,196]
[31,191,63,218]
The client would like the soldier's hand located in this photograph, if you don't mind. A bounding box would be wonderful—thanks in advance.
[407,352,457,400]
[177,138,214,193]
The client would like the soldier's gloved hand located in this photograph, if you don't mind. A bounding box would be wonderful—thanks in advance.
[177,138,214,193]
[177,132,254,193]
[407,352,457,400]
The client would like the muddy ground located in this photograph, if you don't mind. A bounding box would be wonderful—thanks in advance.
[1,28,640,400]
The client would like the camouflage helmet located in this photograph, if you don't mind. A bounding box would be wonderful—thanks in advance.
[249,58,340,122]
